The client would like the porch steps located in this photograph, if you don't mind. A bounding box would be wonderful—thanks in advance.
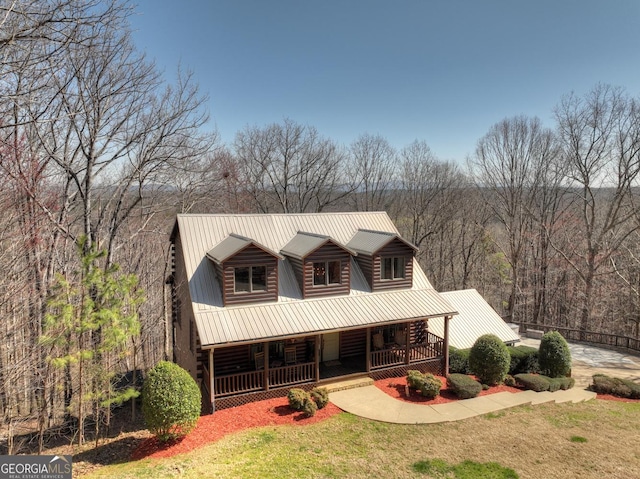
[321,375,374,393]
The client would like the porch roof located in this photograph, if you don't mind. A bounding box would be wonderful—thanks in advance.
[196,287,457,347]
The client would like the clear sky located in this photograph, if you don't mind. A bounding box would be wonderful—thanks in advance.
[129,0,640,163]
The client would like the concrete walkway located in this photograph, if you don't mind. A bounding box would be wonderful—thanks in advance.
[329,338,640,424]
[329,385,596,424]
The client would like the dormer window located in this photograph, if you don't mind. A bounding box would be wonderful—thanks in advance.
[313,260,341,286]
[235,265,267,292]
[381,256,405,280]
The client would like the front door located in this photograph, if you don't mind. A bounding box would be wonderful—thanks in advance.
[322,332,340,362]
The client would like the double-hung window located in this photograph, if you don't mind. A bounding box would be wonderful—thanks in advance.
[234,265,267,292]
[313,260,341,286]
[381,256,405,280]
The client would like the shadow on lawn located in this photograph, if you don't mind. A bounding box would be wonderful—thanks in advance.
[271,405,314,421]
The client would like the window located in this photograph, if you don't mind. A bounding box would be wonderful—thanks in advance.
[381,256,405,280]
[234,265,267,292]
[313,260,341,286]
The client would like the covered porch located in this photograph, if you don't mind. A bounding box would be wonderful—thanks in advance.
[204,317,451,408]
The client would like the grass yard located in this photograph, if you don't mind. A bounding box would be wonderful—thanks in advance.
[80,399,640,479]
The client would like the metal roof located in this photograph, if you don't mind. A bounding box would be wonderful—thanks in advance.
[428,289,520,349]
[174,212,451,347]
[347,229,418,255]
[206,233,283,264]
[280,231,356,259]
[195,288,458,346]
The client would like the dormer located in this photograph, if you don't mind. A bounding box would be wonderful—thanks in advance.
[280,232,355,299]
[347,229,417,291]
[206,233,282,306]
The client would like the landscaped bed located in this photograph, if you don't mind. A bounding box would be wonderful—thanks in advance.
[132,375,524,460]
[374,375,521,404]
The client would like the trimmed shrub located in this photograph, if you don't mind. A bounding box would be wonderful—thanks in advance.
[538,331,571,378]
[514,373,550,392]
[447,373,482,399]
[548,377,575,391]
[589,374,640,399]
[420,374,442,399]
[302,396,318,417]
[449,347,471,374]
[287,388,309,410]
[407,369,442,399]
[468,334,510,386]
[141,361,201,442]
[507,345,540,374]
[407,370,441,398]
[504,374,516,387]
[310,387,329,409]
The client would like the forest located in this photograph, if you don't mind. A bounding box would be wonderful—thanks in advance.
[2,0,640,452]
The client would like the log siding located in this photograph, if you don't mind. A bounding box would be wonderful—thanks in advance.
[221,245,278,306]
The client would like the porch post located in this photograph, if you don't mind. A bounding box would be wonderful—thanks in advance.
[444,316,451,375]
[209,349,215,413]
[365,327,371,372]
[315,335,321,382]
[405,322,411,365]
[263,341,270,391]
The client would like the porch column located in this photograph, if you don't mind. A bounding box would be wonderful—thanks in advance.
[365,327,371,372]
[444,315,451,375]
[209,349,215,413]
[315,335,321,382]
[263,341,270,391]
[405,322,411,365]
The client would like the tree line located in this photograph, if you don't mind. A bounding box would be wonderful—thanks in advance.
[1,0,640,452]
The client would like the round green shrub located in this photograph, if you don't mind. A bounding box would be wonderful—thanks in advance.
[419,373,442,399]
[302,396,317,417]
[407,370,426,390]
[141,361,200,442]
[287,388,309,410]
[446,373,482,399]
[468,334,510,386]
[538,331,572,378]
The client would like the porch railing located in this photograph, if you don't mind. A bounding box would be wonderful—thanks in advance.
[269,362,315,388]
[214,362,315,397]
[215,370,264,397]
[372,332,445,370]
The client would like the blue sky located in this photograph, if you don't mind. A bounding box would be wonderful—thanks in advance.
[130,0,640,163]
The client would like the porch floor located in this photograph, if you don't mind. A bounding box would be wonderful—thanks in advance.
[319,355,366,380]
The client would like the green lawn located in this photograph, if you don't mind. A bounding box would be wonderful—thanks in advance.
[81,400,640,479]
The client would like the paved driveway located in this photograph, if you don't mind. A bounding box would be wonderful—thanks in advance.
[519,337,640,387]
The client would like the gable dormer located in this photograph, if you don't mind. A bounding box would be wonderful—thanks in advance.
[347,229,417,291]
[280,232,355,299]
[206,233,282,306]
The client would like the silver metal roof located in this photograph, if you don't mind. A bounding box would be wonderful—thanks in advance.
[428,289,520,349]
[206,233,283,264]
[347,229,418,255]
[174,212,450,347]
[280,231,356,259]
[195,288,458,346]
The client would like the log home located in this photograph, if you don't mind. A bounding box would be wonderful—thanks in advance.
[170,212,459,411]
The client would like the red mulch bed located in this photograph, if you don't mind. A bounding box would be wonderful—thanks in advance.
[132,397,341,460]
[375,375,521,404]
[596,394,640,402]
[131,376,524,461]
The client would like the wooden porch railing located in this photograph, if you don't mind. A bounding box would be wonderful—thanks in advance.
[518,323,640,354]
[371,347,405,369]
[371,332,445,370]
[215,370,264,397]
[214,362,315,397]
[269,362,315,388]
